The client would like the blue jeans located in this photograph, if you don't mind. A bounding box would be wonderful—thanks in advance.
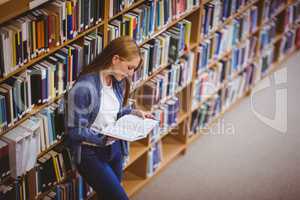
[77,141,129,200]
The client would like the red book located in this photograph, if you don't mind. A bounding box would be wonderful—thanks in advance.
[295,27,300,49]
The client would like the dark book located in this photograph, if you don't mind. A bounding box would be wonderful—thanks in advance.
[168,34,179,63]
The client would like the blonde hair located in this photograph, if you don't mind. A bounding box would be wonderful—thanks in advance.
[79,36,142,106]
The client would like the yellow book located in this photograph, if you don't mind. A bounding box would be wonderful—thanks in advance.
[129,16,134,37]
[184,20,191,48]
[22,177,26,200]
[11,30,16,67]
[123,15,132,37]
[58,62,64,95]
[160,0,164,28]
[54,155,63,181]
[66,1,72,15]
[19,179,23,200]
[50,151,61,182]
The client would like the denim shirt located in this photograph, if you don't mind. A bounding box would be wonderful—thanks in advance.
[66,72,132,164]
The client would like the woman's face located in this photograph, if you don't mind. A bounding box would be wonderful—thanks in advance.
[110,55,141,81]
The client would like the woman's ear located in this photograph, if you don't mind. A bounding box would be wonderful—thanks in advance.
[112,55,120,65]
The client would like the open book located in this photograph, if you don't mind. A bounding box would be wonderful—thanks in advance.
[101,114,159,142]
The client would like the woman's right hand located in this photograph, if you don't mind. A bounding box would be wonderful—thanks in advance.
[105,136,118,145]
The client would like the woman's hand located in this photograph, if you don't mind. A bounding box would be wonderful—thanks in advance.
[132,109,156,119]
[105,136,118,146]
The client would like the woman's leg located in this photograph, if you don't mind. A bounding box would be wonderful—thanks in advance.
[77,146,129,200]
[109,147,124,182]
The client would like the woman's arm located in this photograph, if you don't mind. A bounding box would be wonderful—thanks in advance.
[66,80,107,146]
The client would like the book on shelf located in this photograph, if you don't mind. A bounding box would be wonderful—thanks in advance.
[1,125,37,179]
[0,139,10,179]
[54,174,94,200]
[0,0,104,78]
[197,19,258,75]
[90,114,159,142]
[0,0,299,199]
[137,51,193,110]
[0,101,65,179]
[296,26,300,49]
[0,146,75,200]
[280,30,296,57]
[0,28,102,132]
[193,61,227,108]
[201,0,251,36]
[36,147,73,194]
[147,140,163,177]
[190,92,222,135]
[223,63,255,108]
[131,18,192,89]
[109,0,135,18]
[262,0,287,23]
[108,0,198,44]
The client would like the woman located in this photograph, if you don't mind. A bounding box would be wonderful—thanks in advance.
[66,36,153,200]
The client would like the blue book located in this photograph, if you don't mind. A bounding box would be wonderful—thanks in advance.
[55,186,61,200]
[41,109,54,145]
[215,32,222,57]
[149,1,155,35]
[78,175,83,200]
[156,1,160,28]
[0,95,7,127]
[67,13,73,40]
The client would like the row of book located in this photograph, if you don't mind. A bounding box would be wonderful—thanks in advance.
[108,0,198,44]
[280,27,300,57]
[0,174,93,200]
[0,0,105,77]
[283,1,300,32]
[53,175,94,200]
[192,61,227,109]
[0,30,102,131]
[190,92,222,135]
[137,52,193,109]
[109,0,135,18]
[0,102,65,179]
[0,147,89,200]
[262,0,287,23]
[230,36,258,73]
[150,97,181,142]
[259,19,281,53]
[147,141,163,177]
[256,24,300,78]
[201,0,253,36]
[223,63,255,109]
[131,19,192,89]
[34,147,73,196]
[197,28,258,75]
[190,63,255,135]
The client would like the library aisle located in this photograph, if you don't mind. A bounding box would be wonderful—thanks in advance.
[132,51,300,200]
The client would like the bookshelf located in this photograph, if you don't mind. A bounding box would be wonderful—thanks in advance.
[0,0,299,199]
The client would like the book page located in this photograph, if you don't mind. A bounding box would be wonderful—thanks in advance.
[102,114,159,142]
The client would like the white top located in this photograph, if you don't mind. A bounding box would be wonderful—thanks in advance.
[90,73,120,135]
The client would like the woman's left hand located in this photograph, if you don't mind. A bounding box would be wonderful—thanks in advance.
[132,109,156,119]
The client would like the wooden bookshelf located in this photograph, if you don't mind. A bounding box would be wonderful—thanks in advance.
[122,135,186,197]
[124,142,148,169]
[0,0,299,199]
